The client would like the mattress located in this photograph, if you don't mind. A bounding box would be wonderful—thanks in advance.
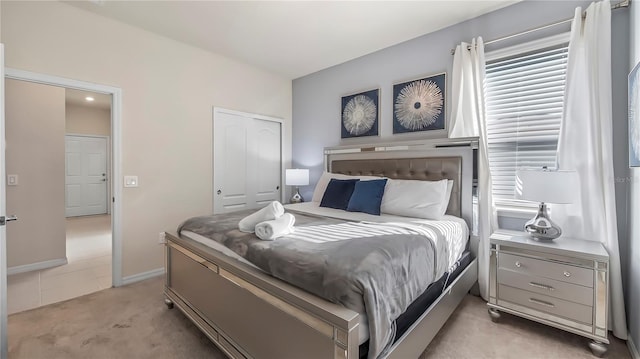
[285,202,469,272]
[179,204,469,348]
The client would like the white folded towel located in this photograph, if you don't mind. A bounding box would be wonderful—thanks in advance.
[255,213,295,241]
[238,201,285,233]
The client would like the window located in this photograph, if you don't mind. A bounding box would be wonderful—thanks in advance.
[484,36,569,205]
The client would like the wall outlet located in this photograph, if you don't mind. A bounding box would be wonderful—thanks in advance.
[158,232,166,244]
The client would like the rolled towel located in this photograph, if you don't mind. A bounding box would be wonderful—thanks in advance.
[238,201,285,233]
[255,213,295,241]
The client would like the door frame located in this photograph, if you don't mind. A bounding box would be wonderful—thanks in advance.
[212,107,285,213]
[65,133,111,216]
[5,68,123,287]
[1,43,8,359]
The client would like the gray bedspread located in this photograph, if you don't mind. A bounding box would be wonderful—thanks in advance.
[178,209,440,359]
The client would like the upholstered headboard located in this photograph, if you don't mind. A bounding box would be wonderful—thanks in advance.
[324,143,474,227]
[331,156,462,217]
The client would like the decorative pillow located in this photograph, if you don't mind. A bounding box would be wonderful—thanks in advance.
[440,180,454,216]
[380,179,449,220]
[312,172,380,203]
[346,179,388,215]
[320,179,360,210]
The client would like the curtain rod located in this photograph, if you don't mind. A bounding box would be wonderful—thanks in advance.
[450,0,629,55]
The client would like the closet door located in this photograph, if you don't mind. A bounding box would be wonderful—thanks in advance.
[213,109,282,214]
[253,119,281,206]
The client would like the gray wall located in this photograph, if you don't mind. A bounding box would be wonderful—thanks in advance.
[628,0,640,353]
[293,0,633,341]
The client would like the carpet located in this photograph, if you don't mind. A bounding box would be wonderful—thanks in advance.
[8,276,631,358]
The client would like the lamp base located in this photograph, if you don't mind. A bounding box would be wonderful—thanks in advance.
[289,187,304,204]
[524,203,562,240]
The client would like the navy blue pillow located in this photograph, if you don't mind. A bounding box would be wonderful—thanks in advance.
[320,179,360,210]
[346,179,388,215]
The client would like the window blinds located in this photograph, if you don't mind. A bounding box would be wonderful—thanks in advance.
[485,44,569,200]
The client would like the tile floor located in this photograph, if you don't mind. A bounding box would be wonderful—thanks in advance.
[7,214,112,314]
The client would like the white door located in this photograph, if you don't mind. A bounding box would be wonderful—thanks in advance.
[65,135,108,217]
[213,110,282,214]
[253,119,281,205]
[1,43,10,359]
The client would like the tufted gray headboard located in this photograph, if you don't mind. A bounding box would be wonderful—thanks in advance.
[324,144,474,227]
[331,156,462,217]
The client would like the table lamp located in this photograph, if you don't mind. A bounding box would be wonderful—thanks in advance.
[285,169,309,203]
[515,168,577,240]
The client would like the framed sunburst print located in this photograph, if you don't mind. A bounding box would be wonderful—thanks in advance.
[630,61,640,167]
[392,72,446,134]
[341,89,379,139]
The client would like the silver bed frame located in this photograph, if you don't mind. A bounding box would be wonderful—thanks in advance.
[164,139,479,359]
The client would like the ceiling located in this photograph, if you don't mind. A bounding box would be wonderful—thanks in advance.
[65,88,112,110]
[66,1,520,79]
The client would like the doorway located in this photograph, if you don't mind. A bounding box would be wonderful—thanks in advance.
[5,82,113,313]
[2,69,123,317]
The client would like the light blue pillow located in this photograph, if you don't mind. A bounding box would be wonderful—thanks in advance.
[346,179,388,215]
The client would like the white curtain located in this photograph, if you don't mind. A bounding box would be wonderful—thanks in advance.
[450,37,497,300]
[555,0,627,339]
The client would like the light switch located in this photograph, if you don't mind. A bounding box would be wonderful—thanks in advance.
[7,174,18,186]
[124,175,139,188]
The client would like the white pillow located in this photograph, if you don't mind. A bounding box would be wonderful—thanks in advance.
[441,180,454,215]
[380,179,449,220]
[311,172,380,202]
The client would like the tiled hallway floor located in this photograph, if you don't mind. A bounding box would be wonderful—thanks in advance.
[7,214,112,314]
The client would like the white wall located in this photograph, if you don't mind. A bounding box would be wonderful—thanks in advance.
[628,0,640,353]
[1,1,292,278]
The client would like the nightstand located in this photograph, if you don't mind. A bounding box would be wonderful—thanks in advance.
[488,230,609,357]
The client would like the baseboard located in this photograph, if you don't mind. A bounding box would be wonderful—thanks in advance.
[7,258,68,275]
[629,335,640,359]
[121,267,165,286]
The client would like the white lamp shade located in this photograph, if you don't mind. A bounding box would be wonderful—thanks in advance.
[285,169,309,186]
[515,169,577,204]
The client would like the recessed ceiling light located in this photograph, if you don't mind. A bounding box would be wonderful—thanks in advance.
[85,96,95,102]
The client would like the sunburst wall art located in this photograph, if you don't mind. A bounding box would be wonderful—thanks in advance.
[393,73,446,134]
[341,89,379,139]
[630,61,640,167]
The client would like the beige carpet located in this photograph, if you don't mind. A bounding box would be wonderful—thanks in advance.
[8,276,631,359]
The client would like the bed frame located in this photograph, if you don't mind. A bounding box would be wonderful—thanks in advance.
[164,138,479,359]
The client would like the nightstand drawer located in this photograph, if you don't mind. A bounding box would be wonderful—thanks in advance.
[498,284,593,325]
[497,268,593,306]
[499,253,593,287]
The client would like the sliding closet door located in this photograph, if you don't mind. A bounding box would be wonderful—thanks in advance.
[253,119,281,205]
[213,109,282,214]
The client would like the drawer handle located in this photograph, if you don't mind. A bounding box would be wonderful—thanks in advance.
[528,298,556,308]
[529,282,555,291]
[515,261,522,268]
[563,271,571,277]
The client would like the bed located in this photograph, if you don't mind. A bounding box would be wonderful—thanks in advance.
[164,140,478,359]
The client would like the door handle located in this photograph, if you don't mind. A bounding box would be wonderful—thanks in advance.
[217,190,222,195]
[102,179,107,182]
[0,215,18,226]
[102,173,106,176]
